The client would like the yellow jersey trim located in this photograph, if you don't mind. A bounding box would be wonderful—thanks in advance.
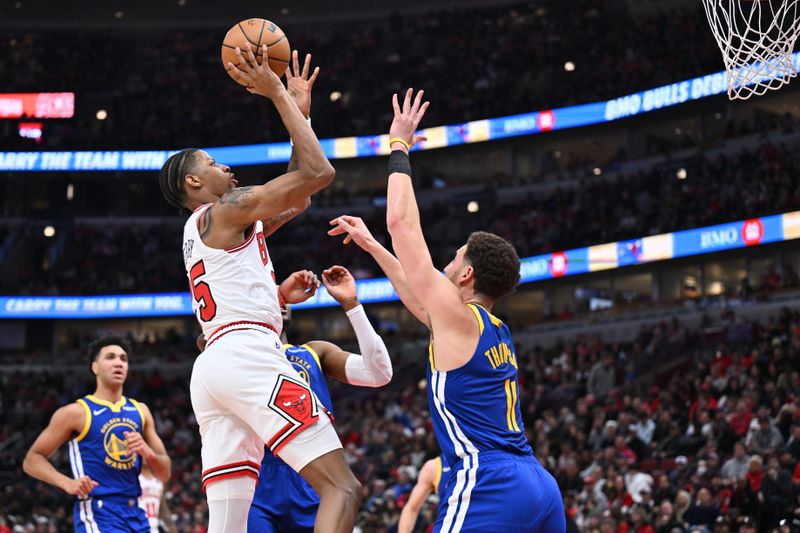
[129,398,146,432]
[474,303,503,328]
[428,339,435,371]
[75,399,92,442]
[282,343,292,351]
[510,381,521,431]
[86,395,126,412]
[433,456,442,494]
[467,304,485,334]
[301,344,323,371]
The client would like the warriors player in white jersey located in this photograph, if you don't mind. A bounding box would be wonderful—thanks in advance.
[139,462,177,533]
[158,47,360,533]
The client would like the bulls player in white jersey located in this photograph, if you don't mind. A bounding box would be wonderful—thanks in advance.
[139,462,177,533]
[158,47,360,533]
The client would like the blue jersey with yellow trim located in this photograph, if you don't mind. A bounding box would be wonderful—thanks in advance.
[281,344,333,415]
[426,304,530,469]
[68,395,145,499]
[249,343,333,532]
[432,456,449,495]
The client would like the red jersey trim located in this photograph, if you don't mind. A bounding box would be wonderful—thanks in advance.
[224,224,256,253]
[206,321,279,347]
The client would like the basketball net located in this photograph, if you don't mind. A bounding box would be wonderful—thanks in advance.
[702,0,800,99]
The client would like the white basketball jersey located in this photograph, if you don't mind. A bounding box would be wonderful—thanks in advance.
[183,203,283,341]
[138,473,163,532]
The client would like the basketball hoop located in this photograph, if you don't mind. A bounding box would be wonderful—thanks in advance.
[702,0,800,100]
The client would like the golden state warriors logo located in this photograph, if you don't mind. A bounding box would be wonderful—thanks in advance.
[100,418,139,470]
[294,365,310,385]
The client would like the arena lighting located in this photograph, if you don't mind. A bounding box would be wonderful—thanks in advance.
[467,201,479,213]
[1,210,798,318]
[96,109,108,121]
[0,93,74,119]
[564,61,575,72]
[593,167,602,176]
[42,226,55,238]
[330,91,342,102]
[676,168,687,180]
[4,52,800,172]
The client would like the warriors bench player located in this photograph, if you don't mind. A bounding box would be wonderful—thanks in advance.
[158,46,360,533]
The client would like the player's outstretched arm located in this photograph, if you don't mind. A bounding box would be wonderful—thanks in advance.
[219,44,334,230]
[260,50,321,237]
[159,494,178,533]
[23,403,99,498]
[398,458,439,533]
[311,266,392,387]
[124,403,171,483]
[328,215,429,327]
[385,90,477,367]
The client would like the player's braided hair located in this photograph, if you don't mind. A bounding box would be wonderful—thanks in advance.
[463,231,521,301]
[159,148,200,213]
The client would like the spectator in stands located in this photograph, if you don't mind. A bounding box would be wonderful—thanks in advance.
[684,487,720,529]
[588,353,616,399]
[746,415,785,456]
[721,442,751,485]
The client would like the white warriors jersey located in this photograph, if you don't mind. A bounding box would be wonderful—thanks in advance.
[138,473,163,532]
[183,203,283,342]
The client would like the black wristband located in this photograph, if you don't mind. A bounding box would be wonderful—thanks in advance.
[388,149,412,177]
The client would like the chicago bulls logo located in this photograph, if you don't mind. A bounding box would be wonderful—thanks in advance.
[283,392,307,414]
[267,375,320,454]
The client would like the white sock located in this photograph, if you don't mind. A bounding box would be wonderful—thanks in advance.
[206,476,256,533]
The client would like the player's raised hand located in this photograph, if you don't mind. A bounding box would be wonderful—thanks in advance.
[62,475,99,498]
[328,215,378,251]
[389,88,430,151]
[286,50,320,119]
[124,431,154,461]
[322,266,357,306]
[228,43,286,100]
[279,270,320,304]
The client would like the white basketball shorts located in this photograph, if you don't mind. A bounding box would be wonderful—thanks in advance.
[189,323,342,492]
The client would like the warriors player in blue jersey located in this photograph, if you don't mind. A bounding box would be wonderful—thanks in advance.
[196,265,393,533]
[398,456,448,533]
[23,336,171,532]
[329,89,565,532]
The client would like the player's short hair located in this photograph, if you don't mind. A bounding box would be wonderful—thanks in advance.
[86,335,131,375]
[159,148,200,213]
[463,231,520,300]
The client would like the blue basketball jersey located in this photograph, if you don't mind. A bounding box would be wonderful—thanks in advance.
[426,304,530,469]
[249,344,333,533]
[427,305,565,532]
[432,456,448,495]
[68,395,146,499]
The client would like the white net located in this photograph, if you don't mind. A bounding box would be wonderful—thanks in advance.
[702,0,800,99]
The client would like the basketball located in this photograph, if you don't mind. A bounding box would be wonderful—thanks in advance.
[221,18,290,85]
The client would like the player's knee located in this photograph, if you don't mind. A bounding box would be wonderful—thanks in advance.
[319,474,362,508]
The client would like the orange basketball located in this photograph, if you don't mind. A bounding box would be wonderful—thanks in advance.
[221,18,290,85]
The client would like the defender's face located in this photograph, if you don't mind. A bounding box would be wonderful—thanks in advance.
[444,244,468,285]
[192,151,237,198]
[93,345,129,385]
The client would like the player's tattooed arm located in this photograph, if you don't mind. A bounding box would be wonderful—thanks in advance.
[218,186,256,207]
[261,196,311,237]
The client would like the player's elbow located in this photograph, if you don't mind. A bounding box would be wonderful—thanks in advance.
[386,213,412,236]
[303,163,335,187]
[22,450,38,477]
